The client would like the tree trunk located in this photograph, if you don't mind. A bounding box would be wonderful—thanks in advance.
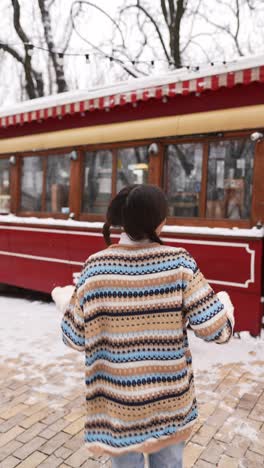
[11,0,44,99]
[159,0,187,67]
[38,0,68,93]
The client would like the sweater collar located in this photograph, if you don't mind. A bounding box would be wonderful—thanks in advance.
[119,232,150,245]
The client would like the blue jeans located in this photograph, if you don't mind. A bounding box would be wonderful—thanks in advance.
[111,442,184,468]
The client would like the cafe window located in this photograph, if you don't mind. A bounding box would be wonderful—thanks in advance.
[206,139,254,219]
[21,156,43,211]
[20,152,71,213]
[82,150,112,214]
[164,143,203,217]
[46,154,71,214]
[0,158,11,214]
[117,146,149,192]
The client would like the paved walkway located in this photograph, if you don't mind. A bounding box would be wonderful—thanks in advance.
[1,351,264,467]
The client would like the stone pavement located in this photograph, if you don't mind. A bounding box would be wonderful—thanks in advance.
[1,353,264,467]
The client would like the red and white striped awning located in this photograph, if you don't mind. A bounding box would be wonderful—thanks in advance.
[0,57,264,129]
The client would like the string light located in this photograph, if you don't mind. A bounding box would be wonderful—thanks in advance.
[0,40,230,69]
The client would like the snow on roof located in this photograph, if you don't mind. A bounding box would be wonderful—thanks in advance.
[0,53,264,127]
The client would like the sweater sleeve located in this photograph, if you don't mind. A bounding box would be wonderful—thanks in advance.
[61,286,85,352]
[182,254,233,344]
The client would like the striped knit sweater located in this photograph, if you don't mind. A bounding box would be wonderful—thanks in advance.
[61,236,232,456]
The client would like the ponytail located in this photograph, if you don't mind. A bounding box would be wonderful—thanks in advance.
[148,231,163,245]
[103,222,111,246]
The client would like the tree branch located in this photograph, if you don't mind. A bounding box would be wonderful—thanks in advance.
[70,2,141,78]
[168,0,175,23]
[197,10,244,56]
[186,39,212,62]
[234,0,243,56]
[73,1,126,48]
[161,0,169,25]
[187,0,202,41]
[60,14,75,53]
[0,42,25,65]
[120,4,171,63]
[11,0,31,45]
[181,32,216,54]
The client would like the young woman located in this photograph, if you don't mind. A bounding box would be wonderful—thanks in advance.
[52,184,234,468]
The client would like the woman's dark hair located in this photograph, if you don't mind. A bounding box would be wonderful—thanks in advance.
[103,185,138,245]
[103,184,167,245]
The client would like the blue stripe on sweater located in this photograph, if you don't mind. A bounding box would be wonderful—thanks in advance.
[85,348,185,366]
[85,369,187,386]
[189,301,224,325]
[82,280,187,303]
[61,321,85,347]
[84,408,198,447]
[79,258,196,283]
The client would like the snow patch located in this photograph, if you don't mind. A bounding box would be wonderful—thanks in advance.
[0,214,263,238]
[228,417,258,442]
[188,330,264,372]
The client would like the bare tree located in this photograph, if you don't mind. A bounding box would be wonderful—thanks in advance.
[76,0,264,77]
[197,0,245,57]
[0,0,70,99]
[196,0,264,59]
[117,1,189,68]
[70,1,142,78]
[1,0,264,103]
[0,0,44,98]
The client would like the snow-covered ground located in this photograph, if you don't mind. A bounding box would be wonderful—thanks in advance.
[1,295,263,464]
[0,295,84,398]
[1,295,264,393]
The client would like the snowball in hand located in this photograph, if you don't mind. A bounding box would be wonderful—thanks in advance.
[51,285,75,313]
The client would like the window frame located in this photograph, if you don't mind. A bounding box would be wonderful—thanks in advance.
[80,146,115,220]
[0,155,12,214]
[163,141,205,219]
[78,140,156,221]
[2,129,260,228]
[162,131,256,228]
[16,147,77,218]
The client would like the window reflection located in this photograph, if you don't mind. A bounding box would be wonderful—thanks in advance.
[164,144,203,217]
[21,156,43,211]
[0,159,11,214]
[82,150,112,214]
[206,139,254,219]
[117,146,149,192]
[46,154,71,213]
